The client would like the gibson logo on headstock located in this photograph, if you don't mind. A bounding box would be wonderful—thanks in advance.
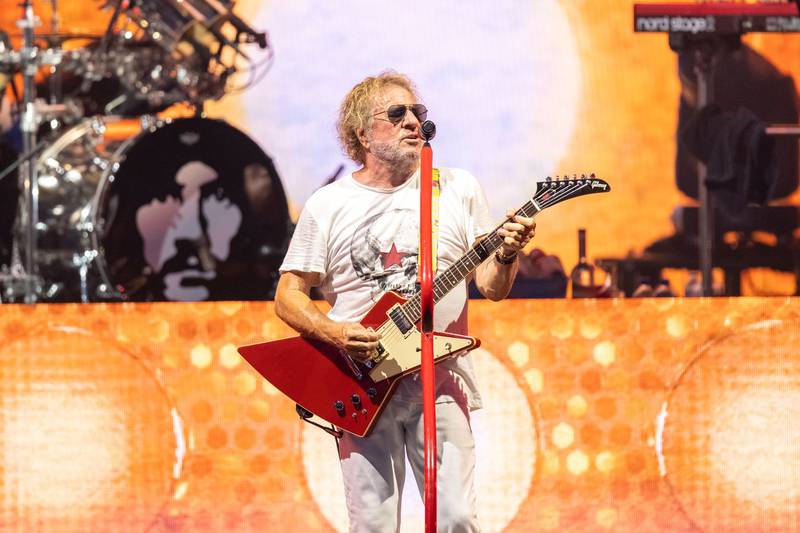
[591,180,608,190]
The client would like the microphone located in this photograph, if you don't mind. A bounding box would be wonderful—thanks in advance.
[420,120,436,142]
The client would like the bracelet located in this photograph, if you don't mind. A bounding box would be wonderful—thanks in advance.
[495,250,518,265]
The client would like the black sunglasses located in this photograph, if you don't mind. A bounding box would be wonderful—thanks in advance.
[373,104,428,124]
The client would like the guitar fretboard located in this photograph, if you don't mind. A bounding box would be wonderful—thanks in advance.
[400,199,540,324]
[394,175,609,324]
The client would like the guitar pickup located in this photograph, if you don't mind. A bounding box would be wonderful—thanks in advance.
[388,307,414,335]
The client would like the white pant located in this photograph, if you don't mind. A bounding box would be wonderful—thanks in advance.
[338,376,480,533]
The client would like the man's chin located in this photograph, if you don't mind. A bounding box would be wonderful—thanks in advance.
[401,148,421,162]
[372,144,420,170]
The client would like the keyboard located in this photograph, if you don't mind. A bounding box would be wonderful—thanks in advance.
[634,2,800,34]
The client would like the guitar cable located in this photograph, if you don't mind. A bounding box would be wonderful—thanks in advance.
[296,404,343,440]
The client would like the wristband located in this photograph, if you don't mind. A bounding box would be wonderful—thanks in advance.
[495,250,518,265]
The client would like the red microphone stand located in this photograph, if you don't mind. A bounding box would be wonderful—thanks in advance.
[419,127,436,533]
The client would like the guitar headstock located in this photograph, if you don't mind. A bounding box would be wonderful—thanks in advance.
[532,173,610,210]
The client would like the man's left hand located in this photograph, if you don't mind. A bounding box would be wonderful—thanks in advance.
[497,209,536,256]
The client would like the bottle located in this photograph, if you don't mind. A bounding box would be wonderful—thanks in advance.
[684,271,703,297]
[570,228,595,298]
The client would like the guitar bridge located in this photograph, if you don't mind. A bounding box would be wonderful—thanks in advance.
[371,342,388,364]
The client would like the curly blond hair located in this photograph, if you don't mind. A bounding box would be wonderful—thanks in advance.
[336,71,420,165]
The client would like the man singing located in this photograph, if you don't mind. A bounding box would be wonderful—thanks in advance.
[275,71,535,532]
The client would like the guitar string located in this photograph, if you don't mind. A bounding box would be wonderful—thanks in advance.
[372,179,600,361]
[373,180,592,365]
[388,180,591,329]
[372,178,563,365]
[400,179,590,321]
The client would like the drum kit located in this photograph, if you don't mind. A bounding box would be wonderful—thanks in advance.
[0,0,290,303]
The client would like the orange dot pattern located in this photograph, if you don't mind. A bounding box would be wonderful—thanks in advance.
[470,297,800,532]
[0,298,796,532]
[660,319,800,532]
[0,324,179,532]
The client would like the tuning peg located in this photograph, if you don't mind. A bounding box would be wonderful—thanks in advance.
[590,173,596,179]
[545,176,552,182]
[581,173,586,179]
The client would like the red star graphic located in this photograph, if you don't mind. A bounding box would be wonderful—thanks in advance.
[380,243,409,268]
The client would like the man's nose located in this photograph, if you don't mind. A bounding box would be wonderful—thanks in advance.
[400,108,419,128]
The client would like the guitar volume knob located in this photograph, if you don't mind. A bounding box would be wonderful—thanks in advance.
[367,387,377,399]
[334,400,345,412]
[351,394,362,406]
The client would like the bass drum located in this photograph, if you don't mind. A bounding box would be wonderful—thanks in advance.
[29,116,290,302]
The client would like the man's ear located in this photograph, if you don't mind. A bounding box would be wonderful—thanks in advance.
[356,127,369,152]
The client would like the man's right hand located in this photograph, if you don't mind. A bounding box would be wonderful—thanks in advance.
[335,322,382,362]
[275,272,382,362]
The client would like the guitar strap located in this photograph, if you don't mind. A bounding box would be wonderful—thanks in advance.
[417,168,440,279]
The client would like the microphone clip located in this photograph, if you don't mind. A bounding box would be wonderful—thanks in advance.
[420,120,436,142]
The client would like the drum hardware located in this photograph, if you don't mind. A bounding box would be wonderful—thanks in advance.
[0,0,100,303]
[46,0,63,108]
[0,98,86,187]
[0,0,279,303]
[72,249,99,304]
[2,115,289,303]
[0,136,46,184]
[119,0,271,103]
[98,0,125,56]
[15,0,47,303]
[139,113,159,131]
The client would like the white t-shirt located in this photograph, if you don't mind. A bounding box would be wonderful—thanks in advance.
[280,167,495,409]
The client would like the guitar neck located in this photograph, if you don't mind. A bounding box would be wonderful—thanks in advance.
[397,175,610,324]
[400,198,541,323]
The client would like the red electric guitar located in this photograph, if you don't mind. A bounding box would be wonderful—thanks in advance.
[239,175,610,437]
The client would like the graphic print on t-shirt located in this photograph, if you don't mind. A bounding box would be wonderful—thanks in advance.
[350,208,419,300]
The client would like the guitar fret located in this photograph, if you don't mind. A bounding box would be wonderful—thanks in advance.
[519,202,536,218]
[398,177,606,326]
